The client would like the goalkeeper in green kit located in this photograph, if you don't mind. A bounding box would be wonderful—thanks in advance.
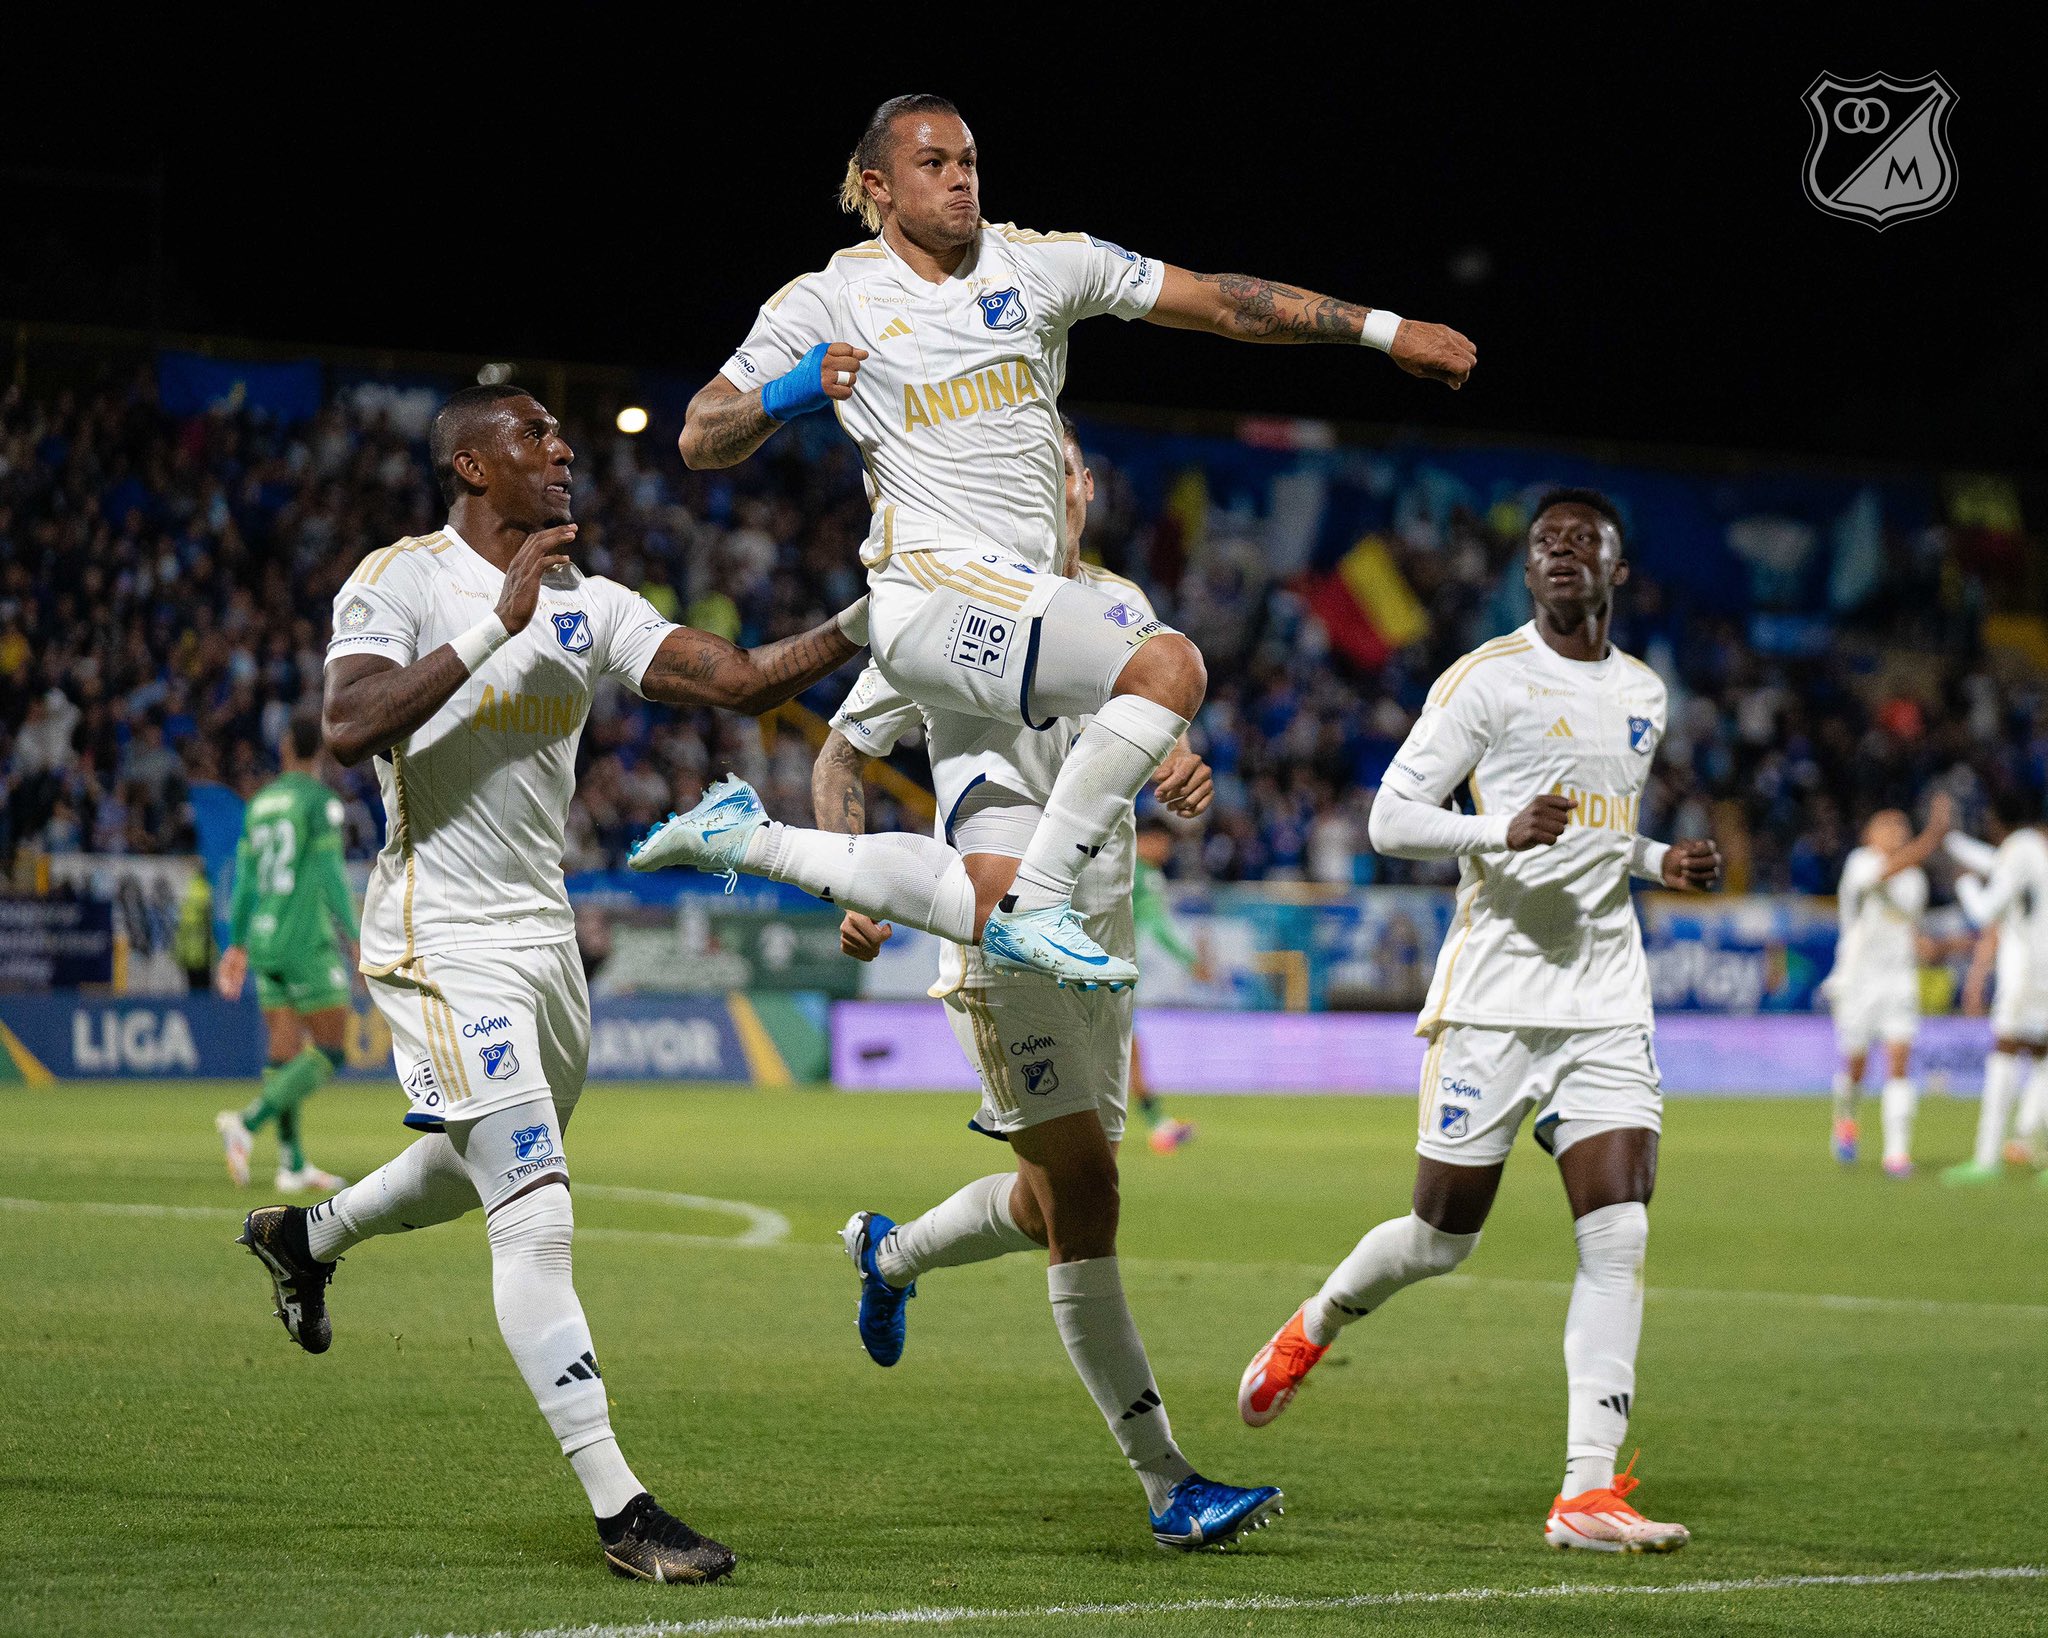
[214,711,360,1191]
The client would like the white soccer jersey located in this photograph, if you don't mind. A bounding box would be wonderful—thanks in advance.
[326,527,678,971]
[1833,846,1928,991]
[721,226,1162,573]
[1965,828,2048,987]
[1382,623,1669,1034]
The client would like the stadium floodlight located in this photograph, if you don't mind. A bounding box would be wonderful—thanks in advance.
[476,362,515,385]
[615,406,649,435]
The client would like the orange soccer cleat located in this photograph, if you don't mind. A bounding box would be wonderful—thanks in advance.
[1544,1454,1690,1553]
[1238,1307,1328,1427]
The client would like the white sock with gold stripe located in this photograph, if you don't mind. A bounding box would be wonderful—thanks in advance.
[745,825,978,941]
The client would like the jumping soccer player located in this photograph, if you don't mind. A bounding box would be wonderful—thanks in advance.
[1944,792,2048,1184]
[634,92,1474,993]
[1237,490,1721,1554]
[1825,798,1951,1175]
[215,709,359,1193]
[234,385,867,1584]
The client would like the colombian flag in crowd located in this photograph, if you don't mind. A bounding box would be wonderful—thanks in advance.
[1301,534,1430,669]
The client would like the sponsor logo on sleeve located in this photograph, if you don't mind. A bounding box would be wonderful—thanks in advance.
[339,596,372,630]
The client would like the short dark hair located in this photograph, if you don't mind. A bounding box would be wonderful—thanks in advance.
[839,94,963,230]
[1530,486,1626,549]
[1058,414,1083,456]
[429,384,532,505]
[287,707,322,762]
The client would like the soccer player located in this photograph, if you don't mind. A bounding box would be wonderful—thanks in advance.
[803,420,1279,1551]
[1943,792,2048,1184]
[234,385,868,1584]
[1130,817,1201,1153]
[1236,490,1721,1554]
[1825,798,1951,1175]
[215,708,359,1193]
[633,92,1474,992]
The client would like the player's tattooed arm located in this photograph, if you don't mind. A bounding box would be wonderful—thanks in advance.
[1148,266,1476,388]
[679,377,780,470]
[640,618,861,715]
[812,730,871,836]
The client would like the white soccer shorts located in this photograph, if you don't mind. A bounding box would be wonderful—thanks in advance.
[1415,1022,1663,1167]
[367,939,590,1131]
[1991,980,2048,1044]
[1829,977,1920,1056]
[944,975,1135,1146]
[869,532,1170,731]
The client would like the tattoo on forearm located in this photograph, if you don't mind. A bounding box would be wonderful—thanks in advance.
[1191,271,1369,344]
[812,737,869,835]
[691,392,779,467]
[325,650,470,763]
[642,618,858,713]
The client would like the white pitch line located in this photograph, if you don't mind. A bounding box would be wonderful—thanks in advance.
[422,1565,2046,1638]
[0,1195,226,1222]
[577,1185,789,1247]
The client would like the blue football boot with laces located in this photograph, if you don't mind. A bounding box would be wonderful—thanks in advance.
[627,774,767,890]
[840,1210,914,1366]
[982,902,1137,991]
[1149,1475,1285,1552]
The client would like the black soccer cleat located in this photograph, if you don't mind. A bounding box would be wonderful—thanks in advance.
[236,1204,337,1354]
[597,1493,737,1584]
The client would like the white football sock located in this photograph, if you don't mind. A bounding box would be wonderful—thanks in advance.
[1881,1077,1918,1164]
[1974,1052,2019,1167]
[877,1173,1039,1288]
[2014,1056,2048,1145]
[1831,1070,1856,1126]
[746,824,977,941]
[1046,1257,1195,1512]
[1303,1212,1479,1346]
[305,1134,476,1260]
[1561,1201,1647,1498]
[1010,697,1188,911]
[486,1185,642,1518]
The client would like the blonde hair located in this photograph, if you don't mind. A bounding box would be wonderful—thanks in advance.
[839,94,960,236]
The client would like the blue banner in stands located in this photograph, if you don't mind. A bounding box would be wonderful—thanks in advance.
[157,351,323,423]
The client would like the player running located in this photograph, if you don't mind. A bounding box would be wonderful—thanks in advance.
[804,418,1279,1551]
[214,709,359,1193]
[233,385,868,1584]
[1236,491,1720,1554]
[1944,792,2048,1184]
[632,92,1474,993]
[1824,799,1951,1175]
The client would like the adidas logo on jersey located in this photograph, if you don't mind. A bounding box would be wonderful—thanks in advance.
[1544,717,1575,738]
[879,317,913,341]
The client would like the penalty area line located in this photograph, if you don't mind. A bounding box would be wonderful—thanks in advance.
[424,1565,2048,1638]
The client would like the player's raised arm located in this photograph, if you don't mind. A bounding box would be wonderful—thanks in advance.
[637,600,867,715]
[1146,265,1475,389]
[678,341,869,470]
[1876,791,1954,882]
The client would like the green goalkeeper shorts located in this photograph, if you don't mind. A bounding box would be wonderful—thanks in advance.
[253,944,353,1015]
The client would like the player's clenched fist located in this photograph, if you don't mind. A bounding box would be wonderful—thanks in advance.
[1390,320,1477,390]
[819,342,868,402]
[1661,838,1722,892]
[1506,792,1575,850]
[840,911,893,961]
[495,524,578,634]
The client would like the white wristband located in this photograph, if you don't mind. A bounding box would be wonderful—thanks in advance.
[450,614,511,675]
[835,595,871,649]
[1360,309,1403,352]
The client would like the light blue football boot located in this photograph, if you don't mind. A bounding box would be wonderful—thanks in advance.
[1149,1475,1285,1552]
[627,774,767,890]
[981,902,1137,991]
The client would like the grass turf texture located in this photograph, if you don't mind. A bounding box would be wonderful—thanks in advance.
[2,1083,2043,1638]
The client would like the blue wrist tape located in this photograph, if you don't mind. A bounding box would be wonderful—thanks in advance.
[759,342,833,422]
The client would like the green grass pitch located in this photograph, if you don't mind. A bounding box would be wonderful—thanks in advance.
[2,1081,2044,1637]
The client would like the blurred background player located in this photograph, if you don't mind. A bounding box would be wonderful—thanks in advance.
[236,385,868,1584]
[1943,791,2048,1184]
[642,92,1474,990]
[796,418,1277,1551]
[1824,798,1952,1175]
[1236,492,1720,1554]
[1130,817,1200,1153]
[214,708,358,1193]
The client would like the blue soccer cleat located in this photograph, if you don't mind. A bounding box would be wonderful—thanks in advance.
[627,774,767,890]
[840,1210,914,1367]
[982,902,1137,991]
[1149,1474,1285,1552]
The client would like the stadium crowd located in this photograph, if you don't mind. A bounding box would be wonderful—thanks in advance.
[2,370,2039,897]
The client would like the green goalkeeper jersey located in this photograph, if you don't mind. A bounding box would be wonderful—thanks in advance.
[227,771,360,966]
[1132,858,1197,970]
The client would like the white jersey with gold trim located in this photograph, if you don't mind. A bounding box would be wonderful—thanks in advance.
[721,225,1161,574]
[1382,622,1670,1035]
[325,527,678,970]
[1832,845,1928,992]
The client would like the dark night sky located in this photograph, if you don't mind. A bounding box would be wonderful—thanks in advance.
[10,27,2038,471]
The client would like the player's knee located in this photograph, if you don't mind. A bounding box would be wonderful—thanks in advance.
[1573,1200,1647,1284]
[486,1176,575,1266]
[1043,1159,1120,1255]
[1115,633,1206,718]
[1405,1212,1480,1279]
